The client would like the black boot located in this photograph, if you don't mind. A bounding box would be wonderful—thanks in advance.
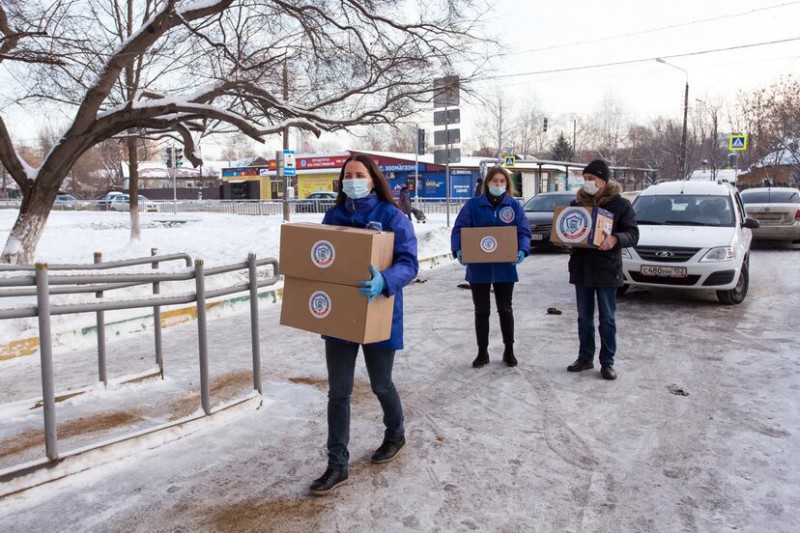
[472,347,489,368]
[371,438,407,464]
[601,364,617,380]
[503,345,518,367]
[309,466,349,496]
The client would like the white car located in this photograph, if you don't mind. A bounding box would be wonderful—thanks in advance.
[109,194,159,212]
[620,180,760,305]
[740,187,800,243]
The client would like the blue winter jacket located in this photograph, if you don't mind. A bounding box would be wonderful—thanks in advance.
[451,193,532,283]
[322,194,419,350]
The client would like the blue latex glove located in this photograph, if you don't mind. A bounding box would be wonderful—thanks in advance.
[514,251,525,265]
[358,265,385,303]
[456,250,464,265]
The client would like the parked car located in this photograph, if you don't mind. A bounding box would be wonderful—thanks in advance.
[295,191,337,213]
[522,191,575,251]
[109,194,159,212]
[54,193,79,209]
[740,187,800,244]
[96,191,126,210]
[620,180,760,305]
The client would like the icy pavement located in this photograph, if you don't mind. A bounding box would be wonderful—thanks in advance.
[1,248,800,532]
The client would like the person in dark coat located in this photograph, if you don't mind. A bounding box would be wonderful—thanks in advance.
[451,166,531,368]
[473,178,483,197]
[309,154,419,496]
[398,185,412,220]
[566,159,638,380]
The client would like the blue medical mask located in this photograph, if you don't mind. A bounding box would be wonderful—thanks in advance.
[489,186,506,197]
[342,178,372,199]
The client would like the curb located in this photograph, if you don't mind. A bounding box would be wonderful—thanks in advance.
[0,253,454,362]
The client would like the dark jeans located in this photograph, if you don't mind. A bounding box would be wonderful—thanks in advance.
[470,282,515,348]
[325,340,405,468]
[574,284,617,365]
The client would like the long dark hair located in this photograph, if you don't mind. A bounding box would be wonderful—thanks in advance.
[335,154,399,208]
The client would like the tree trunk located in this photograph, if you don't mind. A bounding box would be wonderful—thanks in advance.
[1,188,56,264]
[127,136,141,241]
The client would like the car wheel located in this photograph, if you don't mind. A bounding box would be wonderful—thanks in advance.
[717,262,749,305]
[617,284,630,296]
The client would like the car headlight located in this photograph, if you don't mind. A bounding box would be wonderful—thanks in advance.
[621,247,632,259]
[700,247,735,262]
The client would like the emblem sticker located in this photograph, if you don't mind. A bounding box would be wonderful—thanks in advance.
[308,291,332,319]
[310,240,335,268]
[556,208,590,243]
[480,236,499,253]
[499,206,515,223]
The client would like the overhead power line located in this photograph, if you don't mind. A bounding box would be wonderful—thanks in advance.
[507,0,800,56]
[493,36,800,80]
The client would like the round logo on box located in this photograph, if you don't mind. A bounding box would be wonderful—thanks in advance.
[309,291,332,319]
[480,236,498,253]
[556,208,590,243]
[499,206,516,223]
[310,240,335,268]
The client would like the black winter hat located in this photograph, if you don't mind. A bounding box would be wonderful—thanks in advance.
[583,159,610,182]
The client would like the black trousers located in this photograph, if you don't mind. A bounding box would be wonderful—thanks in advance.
[470,282,515,348]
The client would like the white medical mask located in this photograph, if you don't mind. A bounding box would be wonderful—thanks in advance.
[342,178,371,199]
[582,181,599,195]
[489,186,506,197]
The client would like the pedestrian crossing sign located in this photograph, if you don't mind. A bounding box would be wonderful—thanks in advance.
[729,134,748,151]
[504,155,516,167]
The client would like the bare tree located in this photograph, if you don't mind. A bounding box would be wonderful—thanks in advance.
[474,89,510,158]
[0,0,485,263]
[511,96,547,157]
[737,76,800,181]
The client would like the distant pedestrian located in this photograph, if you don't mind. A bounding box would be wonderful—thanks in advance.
[473,178,483,197]
[309,154,418,496]
[451,166,531,368]
[566,159,639,381]
[398,185,412,221]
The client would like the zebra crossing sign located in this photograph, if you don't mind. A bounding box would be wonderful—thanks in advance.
[729,134,747,151]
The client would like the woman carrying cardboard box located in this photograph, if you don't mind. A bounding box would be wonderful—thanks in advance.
[450,165,531,368]
[309,154,419,497]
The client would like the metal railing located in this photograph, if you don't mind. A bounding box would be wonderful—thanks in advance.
[0,251,278,482]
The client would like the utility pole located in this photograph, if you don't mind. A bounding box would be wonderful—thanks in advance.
[282,61,291,221]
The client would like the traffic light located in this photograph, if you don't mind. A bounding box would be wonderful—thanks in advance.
[543,118,548,133]
[164,147,173,168]
[417,128,426,155]
[175,148,184,167]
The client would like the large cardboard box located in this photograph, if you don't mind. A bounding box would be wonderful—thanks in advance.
[279,223,394,286]
[280,277,394,344]
[550,206,615,248]
[461,226,518,263]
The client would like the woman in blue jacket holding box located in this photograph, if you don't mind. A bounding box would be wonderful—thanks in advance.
[451,165,531,368]
[309,154,418,497]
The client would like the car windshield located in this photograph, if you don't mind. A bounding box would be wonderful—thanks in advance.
[633,194,735,227]
[741,190,800,204]
[524,194,573,212]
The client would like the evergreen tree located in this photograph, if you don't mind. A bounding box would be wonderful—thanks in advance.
[550,132,574,161]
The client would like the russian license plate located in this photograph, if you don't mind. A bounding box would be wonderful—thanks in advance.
[532,234,544,241]
[641,265,687,278]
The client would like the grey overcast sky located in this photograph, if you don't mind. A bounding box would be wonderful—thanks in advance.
[469,0,800,125]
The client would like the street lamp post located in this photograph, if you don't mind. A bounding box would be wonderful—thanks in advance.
[656,58,689,180]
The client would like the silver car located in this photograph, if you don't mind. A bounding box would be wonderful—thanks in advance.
[740,187,800,243]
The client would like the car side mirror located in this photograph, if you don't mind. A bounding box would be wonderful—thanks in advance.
[743,217,760,229]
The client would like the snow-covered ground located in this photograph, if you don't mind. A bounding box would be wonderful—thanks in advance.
[1,209,799,532]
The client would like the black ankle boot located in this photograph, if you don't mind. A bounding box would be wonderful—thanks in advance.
[472,347,489,368]
[503,345,518,367]
[309,466,349,496]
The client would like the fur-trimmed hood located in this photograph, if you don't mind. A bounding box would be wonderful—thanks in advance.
[575,180,623,207]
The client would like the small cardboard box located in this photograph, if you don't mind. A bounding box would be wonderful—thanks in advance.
[550,206,615,248]
[461,226,519,263]
[280,277,394,344]
[279,223,394,286]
